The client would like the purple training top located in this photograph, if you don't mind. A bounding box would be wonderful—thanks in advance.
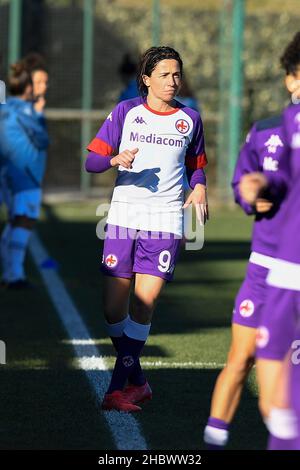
[268,104,300,265]
[85,96,207,189]
[232,115,290,258]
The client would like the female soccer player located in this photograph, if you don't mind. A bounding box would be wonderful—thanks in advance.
[204,32,300,448]
[86,46,208,412]
[0,59,49,288]
[253,101,300,450]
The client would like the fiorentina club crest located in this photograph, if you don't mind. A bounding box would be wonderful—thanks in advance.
[256,326,270,348]
[239,299,255,317]
[105,253,118,268]
[175,119,190,134]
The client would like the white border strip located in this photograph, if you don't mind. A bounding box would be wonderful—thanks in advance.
[249,251,276,270]
[29,232,147,451]
[267,258,300,291]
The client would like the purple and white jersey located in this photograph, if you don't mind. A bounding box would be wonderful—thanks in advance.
[232,115,289,265]
[267,104,300,290]
[87,97,207,236]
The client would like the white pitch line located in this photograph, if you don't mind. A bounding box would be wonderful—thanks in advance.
[141,361,226,369]
[76,357,226,370]
[29,232,147,451]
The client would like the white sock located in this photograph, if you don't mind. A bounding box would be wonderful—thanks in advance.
[8,227,31,281]
[204,425,229,446]
[0,223,12,281]
[268,407,298,440]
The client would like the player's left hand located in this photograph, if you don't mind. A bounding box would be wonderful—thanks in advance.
[183,184,209,225]
[239,172,268,204]
[255,198,274,213]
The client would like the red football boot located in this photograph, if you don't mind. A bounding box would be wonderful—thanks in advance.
[123,382,152,404]
[101,390,142,412]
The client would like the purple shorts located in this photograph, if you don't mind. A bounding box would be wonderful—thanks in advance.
[256,286,300,361]
[232,261,269,328]
[101,224,182,282]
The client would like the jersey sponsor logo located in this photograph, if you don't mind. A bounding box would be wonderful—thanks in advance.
[175,119,190,134]
[130,131,184,148]
[132,116,147,125]
[263,156,279,171]
[239,299,255,317]
[107,112,112,121]
[264,134,284,154]
[291,132,300,149]
[122,355,134,367]
[256,326,270,348]
[105,253,118,267]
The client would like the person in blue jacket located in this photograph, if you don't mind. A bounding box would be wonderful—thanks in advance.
[0,60,49,288]
[117,53,139,102]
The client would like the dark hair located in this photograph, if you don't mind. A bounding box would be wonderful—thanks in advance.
[22,52,47,74]
[280,32,300,75]
[8,61,32,95]
[137,46,183,96]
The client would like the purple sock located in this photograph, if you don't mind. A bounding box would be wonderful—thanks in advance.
[110,336,146,386]
[207,417,230,431]
[204,417,230,450]
[107,334,146,393]
[268,433,299,450]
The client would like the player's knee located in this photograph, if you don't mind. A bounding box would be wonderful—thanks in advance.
[103,303,125,324]
[132,296,153,324]
[226,351,254,376]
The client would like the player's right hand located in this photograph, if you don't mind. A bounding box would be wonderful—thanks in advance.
[239,172,268,205]
[110,148,139,169]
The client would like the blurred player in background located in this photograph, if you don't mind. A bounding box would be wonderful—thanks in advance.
[86,46,208,412]
[241,101,300,450]
[0,56,49,288]
[24,53,49,115]
[204,32,300,449]
[117,53,139,102]
[243,100,300,450]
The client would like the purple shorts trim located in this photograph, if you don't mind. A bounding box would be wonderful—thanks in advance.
[232,262,269,328]
[101,224,182,282]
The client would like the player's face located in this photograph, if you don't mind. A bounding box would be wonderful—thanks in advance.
[285,68,300,98]
[143,59,182,103]
[32,70,48,98]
